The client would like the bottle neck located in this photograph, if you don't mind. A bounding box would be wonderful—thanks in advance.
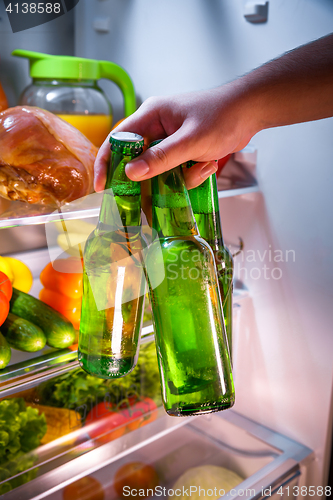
[99,148,142,231]
[151,166,198,238]
[188,174,224,248]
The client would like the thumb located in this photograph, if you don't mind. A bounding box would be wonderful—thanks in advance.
[125,131,194,181]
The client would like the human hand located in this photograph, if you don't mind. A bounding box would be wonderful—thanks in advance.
[94,83,258,193]
[95,33,333,193]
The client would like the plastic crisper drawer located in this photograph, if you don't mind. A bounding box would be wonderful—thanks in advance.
[1,409,312,500]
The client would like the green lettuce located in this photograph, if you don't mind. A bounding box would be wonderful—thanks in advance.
[0,398,47,493]
[38,341,162,417]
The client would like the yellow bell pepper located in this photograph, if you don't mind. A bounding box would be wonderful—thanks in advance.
[0,256,13,283]
[1,257,33,293]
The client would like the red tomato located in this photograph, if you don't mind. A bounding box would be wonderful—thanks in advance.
[0,272,12,301]
[0,290,9,327]
[86,401,116,420]
[118,394,140,409]
[63,476,104,500]
[120,397,158,431]
[85,402,127,444]
[114,462,159,498]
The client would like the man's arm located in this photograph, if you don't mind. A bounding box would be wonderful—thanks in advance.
[94,33,333,191]
[244,33,333,129]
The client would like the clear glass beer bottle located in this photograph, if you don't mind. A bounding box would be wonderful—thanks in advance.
[79,132,146,379]
[146,159,235,416]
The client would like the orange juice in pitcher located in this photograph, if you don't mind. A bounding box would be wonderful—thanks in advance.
[56,114,112,147]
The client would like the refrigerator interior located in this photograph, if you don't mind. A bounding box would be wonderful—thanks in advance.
[0,0,333,494]
[72,0,333,488]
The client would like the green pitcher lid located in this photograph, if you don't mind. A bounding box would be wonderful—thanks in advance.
[13,49,106,80]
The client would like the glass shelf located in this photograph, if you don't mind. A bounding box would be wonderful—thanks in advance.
[0,192,104,229]
[217,152,258,197]
[0,183,259,229]
[0,327,154,399]
[0,288,249,398]
[218,185,259,199]
[0,157,259,229]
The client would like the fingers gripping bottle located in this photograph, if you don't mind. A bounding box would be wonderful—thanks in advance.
[146,158,235,416]
[188,169,234,360]
[78,132,146,378]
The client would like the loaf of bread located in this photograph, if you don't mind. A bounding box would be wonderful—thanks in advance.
[0,106,98,207]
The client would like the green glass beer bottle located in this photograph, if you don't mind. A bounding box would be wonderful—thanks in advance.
[78,132,146,379]
[188,169,234,358]
[146,160,235,416]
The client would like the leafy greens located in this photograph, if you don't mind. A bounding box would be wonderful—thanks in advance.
[38,341,162,419]
[0,398,47,494]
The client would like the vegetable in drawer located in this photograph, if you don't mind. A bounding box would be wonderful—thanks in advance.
[10,288,77,349]
[0,257,33,293]
[39,288,81,331]
[0,271,11,330]
[114,462,159,498]
[0,398,47,494]
[26,404,81,444]
[39,258,83,330]
[62,476,104,500]
[0,331,11,368]
[172,465,243,500]
[39,259,83,300]
[0,290,9,329]
[1,312,46,352]
[37,342,162,417]
[0,271,12,301]
[3,257,33,293]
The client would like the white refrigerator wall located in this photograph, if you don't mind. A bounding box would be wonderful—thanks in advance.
[75,0,333,489]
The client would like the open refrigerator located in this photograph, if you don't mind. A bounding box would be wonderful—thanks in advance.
[0,242,315,499]
[0,0,333,498]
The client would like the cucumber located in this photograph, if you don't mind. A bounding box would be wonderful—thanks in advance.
[10,288,76,349]
[1,312,46,352]
[0,331,11,369]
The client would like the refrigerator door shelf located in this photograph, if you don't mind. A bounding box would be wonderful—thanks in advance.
[5,410,312,500]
